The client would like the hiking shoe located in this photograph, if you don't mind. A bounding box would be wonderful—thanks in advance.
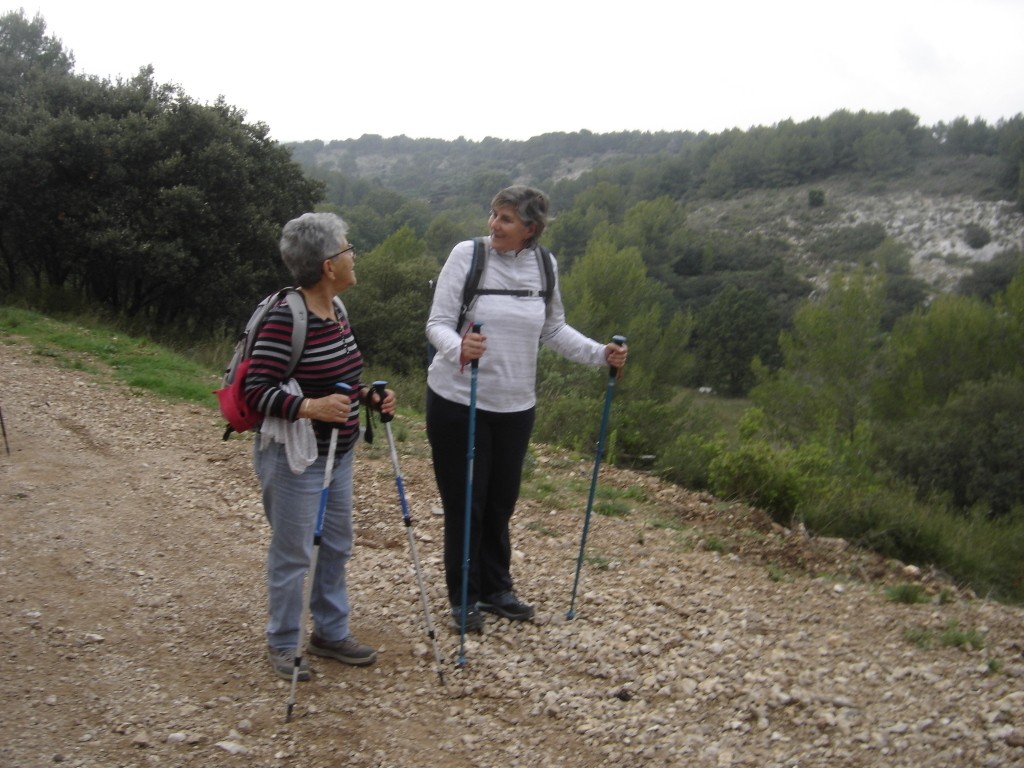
[268,646,310,681]
[479,591,535,621]
[449,604,484,634]
[307,633,377,666]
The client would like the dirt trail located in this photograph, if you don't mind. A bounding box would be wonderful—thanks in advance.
[1,339,1022,767]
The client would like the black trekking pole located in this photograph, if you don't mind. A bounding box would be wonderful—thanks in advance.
[286,382,347,722]
[457,323,482,668]
[567,335,627,620]
[0,404,9,455]
[373,381,446,685]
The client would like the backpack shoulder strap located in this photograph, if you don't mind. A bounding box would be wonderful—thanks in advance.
[537,246,555,304]
[281,288,308,380]
[332,295,347,320]
[456,237,487,333]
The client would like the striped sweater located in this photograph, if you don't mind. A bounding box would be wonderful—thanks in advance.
[244,298,364,456]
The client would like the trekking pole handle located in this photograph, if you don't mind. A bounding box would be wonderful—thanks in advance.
[609,334,627,377]
[470,323,483,370]
[335,382,357,418]
[372,380,393,423]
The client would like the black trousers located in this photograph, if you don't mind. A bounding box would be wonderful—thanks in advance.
[425,388,535,606]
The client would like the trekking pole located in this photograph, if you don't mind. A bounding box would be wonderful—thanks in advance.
[286,382,347,722]
[0,404,9,454]
[567,335,627,620]
[373,381,446,685]
[457,322,482,668]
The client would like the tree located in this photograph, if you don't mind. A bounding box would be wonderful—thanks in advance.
[341,226,438,373]
[558,236,691,395]
[752,270,884,442]
[873,293,1009,421]
[0,11,323,335]
[691,284,779,396]
[878,375,1024,516]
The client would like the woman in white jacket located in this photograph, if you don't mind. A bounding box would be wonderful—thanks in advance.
[425,186,628,632]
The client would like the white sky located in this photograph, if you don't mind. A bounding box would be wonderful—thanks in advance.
[12,0,1024,144]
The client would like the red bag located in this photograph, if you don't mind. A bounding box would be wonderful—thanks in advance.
[215,357,258,439]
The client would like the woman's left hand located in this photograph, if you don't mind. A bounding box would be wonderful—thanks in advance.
[379,388,397,417]
[368,386,397,417]
[605,341,628,372]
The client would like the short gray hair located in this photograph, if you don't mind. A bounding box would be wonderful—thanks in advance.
[279,212,349,287]
[491,186,549,245]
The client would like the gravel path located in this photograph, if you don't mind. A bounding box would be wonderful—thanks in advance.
[2,339,1022,767]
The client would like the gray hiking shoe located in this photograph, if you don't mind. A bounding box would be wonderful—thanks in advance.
[267,645,310,681]
[307,633,377,666]
[479,591,535,621]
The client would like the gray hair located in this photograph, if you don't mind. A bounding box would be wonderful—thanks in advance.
[491,185,549,245]
[279,212,349,287]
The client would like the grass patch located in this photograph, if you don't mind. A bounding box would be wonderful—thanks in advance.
[2,306,218,405]
[939,620,985,650]
[885,583,930,605]
[767,562,789,582]
[585,553,613,570]
[903,626,934,649]
[595,499,631,518]
[524,520,559,537]
[646,514,684,531]
[704,536,728,554]
[902,620,986,651]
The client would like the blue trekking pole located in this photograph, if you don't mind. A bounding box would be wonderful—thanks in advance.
[286,382,348,722]
[373,381,446,685]
[457,323,482,668]
[567,335,627,620]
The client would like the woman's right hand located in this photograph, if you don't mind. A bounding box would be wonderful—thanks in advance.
[302,392,353,423]
[460,330,487,365]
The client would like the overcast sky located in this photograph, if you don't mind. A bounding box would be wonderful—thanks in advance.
[14,0,1024,144]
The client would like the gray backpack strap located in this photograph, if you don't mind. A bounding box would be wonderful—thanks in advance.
[282,289,308,379]
[332,295,347,320]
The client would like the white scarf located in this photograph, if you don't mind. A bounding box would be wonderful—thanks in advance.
[259,379,317,474]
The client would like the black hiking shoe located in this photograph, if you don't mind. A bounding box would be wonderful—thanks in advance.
[449,604,484,634]
[479,591,535,621]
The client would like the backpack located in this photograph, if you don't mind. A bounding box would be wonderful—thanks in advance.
[214,287,345,440]
[454,236,556,334]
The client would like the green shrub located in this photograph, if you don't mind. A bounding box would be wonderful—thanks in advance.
[533,393,602,453]
[708,442,800,524]
[798,478,1024,602]
[656,432,721,489]
[808,188,826,208]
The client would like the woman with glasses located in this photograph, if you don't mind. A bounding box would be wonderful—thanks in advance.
[245,211,395,680]
[425,186,628,633]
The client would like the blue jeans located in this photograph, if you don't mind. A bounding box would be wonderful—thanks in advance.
[254,440,355,649]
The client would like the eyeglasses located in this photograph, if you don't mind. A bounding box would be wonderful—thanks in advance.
[325,244,355,262]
